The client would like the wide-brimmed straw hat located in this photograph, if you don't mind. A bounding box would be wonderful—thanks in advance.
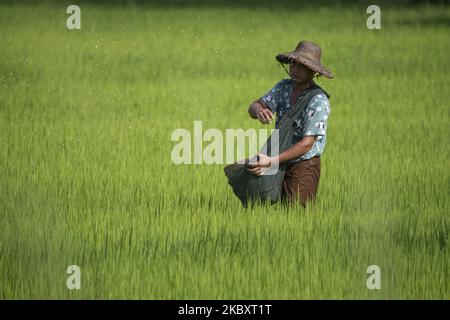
[276,40,333,79]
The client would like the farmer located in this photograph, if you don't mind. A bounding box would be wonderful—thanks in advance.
[246,40,333,207]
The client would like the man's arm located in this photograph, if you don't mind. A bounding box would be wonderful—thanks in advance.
[246,136,316,175]
[275,136,316,164]
[248,99,274,124]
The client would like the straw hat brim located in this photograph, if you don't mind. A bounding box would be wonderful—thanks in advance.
[276,52,333,79]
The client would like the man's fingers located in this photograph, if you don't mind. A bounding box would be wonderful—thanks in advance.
[246,164,262,174]
[260,112,270,123]
[246,167,258,174]
[258,116,268,124]
[265,109,274,120]
[257,112,268,124]
[260,110,268,121]
[262,110,274,123]
[257,108,274,124]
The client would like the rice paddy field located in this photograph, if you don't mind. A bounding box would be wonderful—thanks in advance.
[0,0,449,299]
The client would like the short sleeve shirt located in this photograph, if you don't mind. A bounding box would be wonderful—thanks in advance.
[260,79,331,162]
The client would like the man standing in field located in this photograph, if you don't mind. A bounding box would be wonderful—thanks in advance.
[246,40,333,207]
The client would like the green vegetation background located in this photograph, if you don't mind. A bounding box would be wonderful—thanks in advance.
[0,1,449,299]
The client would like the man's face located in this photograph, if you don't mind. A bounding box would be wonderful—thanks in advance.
[289,61,315,83]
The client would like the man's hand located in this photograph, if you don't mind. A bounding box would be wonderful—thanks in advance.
[246,153,273,176]
[256,108,274,124]
[248,100,274,125]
